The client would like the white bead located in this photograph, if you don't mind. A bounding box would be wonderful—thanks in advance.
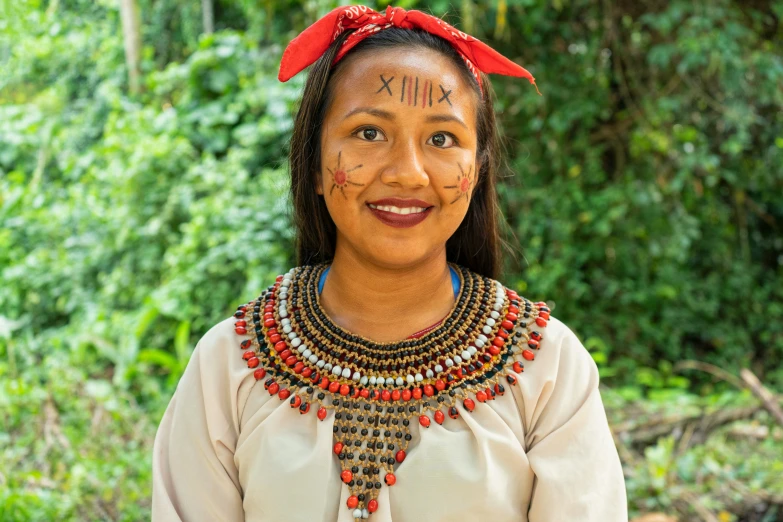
[331,365,342,376]
[316,359,325,368]
[425,369,434,378]
[281,279,291,286]
[360,376,368,385]
[297,344,307,353]
[478,334,488,343]
[461,350,471,360]
[362,509,369,519]
[309,354,318,363]
[288,332,297,340]
[434,364,444,373]
[395,376,404,386]
[490,311,500,319]
[486,318,496,327]
[475,339,485,348]
[282,324,292,334]
[281,318,290,325]
[415,373,424,382]
[279,309,288,318]
[377,376,385,386]
[369,376,377,385]
[323,363,332,372]
[353,509,363,519]
[291,337,302,347]
[454,355,463,364]
[482,325,492,334]
[406,374,415,384]
[342,367,352,379]
[468,346,477,355]
[351,371,361,380]
[386,377,395,386]
[302,348,312,358]
[445,358,454,368]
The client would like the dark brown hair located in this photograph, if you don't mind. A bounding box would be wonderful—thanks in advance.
[288,28,509,279]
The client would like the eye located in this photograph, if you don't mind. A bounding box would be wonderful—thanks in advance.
[354,127,386,142]
[428,132,457,148]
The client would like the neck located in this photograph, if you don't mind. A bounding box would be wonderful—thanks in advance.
[318,244,455,343]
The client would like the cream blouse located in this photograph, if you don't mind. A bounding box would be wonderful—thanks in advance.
[152,311,628,521]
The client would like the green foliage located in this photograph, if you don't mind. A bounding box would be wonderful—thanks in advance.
[1,0,782,520]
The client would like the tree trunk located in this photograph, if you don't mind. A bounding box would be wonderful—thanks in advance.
[202,0,214,34]
[119,0,142,95]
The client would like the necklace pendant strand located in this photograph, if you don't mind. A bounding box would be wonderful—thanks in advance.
[233,263,550,521]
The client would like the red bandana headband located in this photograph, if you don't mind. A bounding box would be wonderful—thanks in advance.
[278,5,541,97]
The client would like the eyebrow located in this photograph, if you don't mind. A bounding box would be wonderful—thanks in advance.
[343,107,469,130]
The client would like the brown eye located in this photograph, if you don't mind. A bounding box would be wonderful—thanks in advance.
[363,128,378,140]
[428,132,455,148]
[354,127,385,141]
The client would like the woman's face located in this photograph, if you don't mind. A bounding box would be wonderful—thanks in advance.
[317,47,479,268]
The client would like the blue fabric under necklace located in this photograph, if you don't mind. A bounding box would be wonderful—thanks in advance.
[318,265,461,298]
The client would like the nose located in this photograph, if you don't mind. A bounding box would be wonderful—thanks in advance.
[379,136,430,189]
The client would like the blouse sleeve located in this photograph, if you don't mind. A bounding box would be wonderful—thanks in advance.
[152,319,248,522]
[521,318,628,521]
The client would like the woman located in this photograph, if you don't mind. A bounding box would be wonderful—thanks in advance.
[152,6,627,521]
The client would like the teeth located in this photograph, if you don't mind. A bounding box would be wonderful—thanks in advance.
[368,204,429,215]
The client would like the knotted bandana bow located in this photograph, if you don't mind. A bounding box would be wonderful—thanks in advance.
[278,5,540,96]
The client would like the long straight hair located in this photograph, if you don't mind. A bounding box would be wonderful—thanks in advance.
[288,28,508,280]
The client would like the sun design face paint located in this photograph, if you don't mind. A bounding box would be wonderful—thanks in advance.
[444,163,473,204]
[327,151,364,199]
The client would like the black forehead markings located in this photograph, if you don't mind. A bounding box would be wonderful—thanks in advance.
[376,74,394,96]
[414,77,419,104]
[400,76,407,103]
[429,82,433,107]
[438,85,453,106]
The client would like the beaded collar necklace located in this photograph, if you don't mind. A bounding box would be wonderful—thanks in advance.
[234,263,550,521]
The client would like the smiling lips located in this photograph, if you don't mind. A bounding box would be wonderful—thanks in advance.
[366,198,434,228]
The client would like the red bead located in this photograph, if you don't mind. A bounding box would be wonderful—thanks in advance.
[531,331,542,341]
[423,384,434,397]
[235,326,247,335]
[240,339,252,349]
[434,379,446,391]
[360,388,370,399]
[278,388,290,400]
[507,373,518,385]
[319,377,330,390]
[476,391,487,403]
[492,337,505,347]
[412,387,423,399]
[528,340,540,349]
[346,495,358,509]
[391,390,401,401]
[317,407,327,421]
[310,371,320,382]
[285,355,297,367]
[341,470,353,483]
[264,305,274,312]
[235,320,246,327]
[275,275,283,282]
[263,312,273,320]
[497,329,509,339]
[523,349,536,361]
[381,390,391,402]
[535,317,547,327]
[333,442,343,455]
[263,318,275,327]
[242,350,255,360]
[290,395,302,408]
[486,387,495,401]
[367,499,378,513]
[268,382,279,395]
[508,305,519,314]
[539,311,550,320]
[448,406,460,419]
[505,312,518,322]
[402,389,412,401]
[274,341,287,353]
[370,390,381,401]
[501,320,514,330]
[494,383,505,396]
[385,473,396,486]
[253,368,266,380]
[351,388,361,399]
[488,345,501,356]
[328,381,340,393]
[463,398,475,412]
[247,357,259,368]
[279,349,292,361]
[534,301,547,307]
[269,334,281,344]
[294,363,306,374]
[434,410,445,424]
[513,361,524,373]
[419,415,431,428]
[395,450,406,463]
[299,402,310,414]
[339,384,350,396]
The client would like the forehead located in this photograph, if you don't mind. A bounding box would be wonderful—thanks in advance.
[326,47,477,120]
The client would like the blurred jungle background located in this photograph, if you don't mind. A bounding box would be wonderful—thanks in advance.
[1,0,782,520]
